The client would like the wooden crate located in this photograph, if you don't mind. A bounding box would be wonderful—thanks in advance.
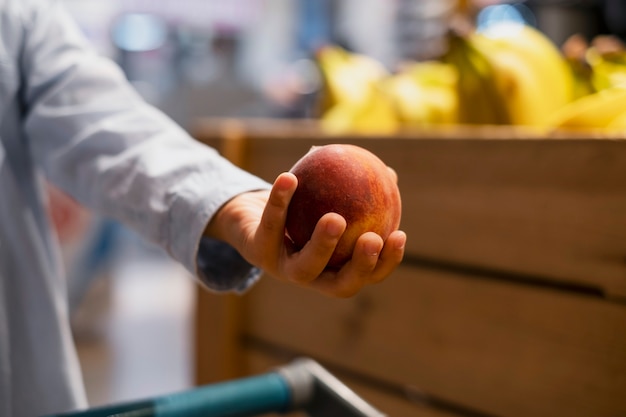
[191,119,626,417]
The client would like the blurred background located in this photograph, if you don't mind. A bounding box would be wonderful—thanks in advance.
[54,0,626,411]
[59,0,626,125]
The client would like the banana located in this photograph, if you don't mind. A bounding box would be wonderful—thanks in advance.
[316,46,399,134]
[561,34,596,100]
[566,59,596,100]
[552,34,626,135]
[546,85,626,130]
[316,45,388,111]
[321,85,399,135]
[470,23,574,127]
[443,32,509,125]
[606,109,626,132]
[404,60,458,87]
[382,61,459,126]
[585,36,626,92]
[315,24,575,132]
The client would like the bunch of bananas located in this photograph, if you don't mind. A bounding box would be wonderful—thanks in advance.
[315,46,399,134]
[547,34,626,132]
[314,23,626,134]
[315,46,459,134]
[444,22,574,128]
[381,61,459,127]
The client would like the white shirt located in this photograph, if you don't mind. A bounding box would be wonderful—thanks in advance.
[0,0,269,415]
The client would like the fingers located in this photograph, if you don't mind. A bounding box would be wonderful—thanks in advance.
[305,232,381,297]
[370,230,406,283]
[259,172,405,297]
[287,212,346,284]
[345,232,384,281]
[256,172,297,253]
[305,230,406,298]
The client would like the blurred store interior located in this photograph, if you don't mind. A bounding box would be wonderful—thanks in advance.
[55,0,626,409]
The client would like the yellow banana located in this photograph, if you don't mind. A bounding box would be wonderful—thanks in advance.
[586,42,626,92]
[606,109,626,132]
[316,46,399,134]
[546,86,626,130]
[404,60,459,87]
[561,34,596,100]
[443,32,509,125]
[382,61,458,126]
[321,86,399,135]
[470,23,574,127]
[566,59,596,100]
[316,45,388,110]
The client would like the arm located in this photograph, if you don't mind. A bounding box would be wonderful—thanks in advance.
[19,0,406,297]
[19,0,269,291]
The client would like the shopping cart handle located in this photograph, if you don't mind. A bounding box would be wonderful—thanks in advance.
[44,358,386,417]
[46,371,291,417]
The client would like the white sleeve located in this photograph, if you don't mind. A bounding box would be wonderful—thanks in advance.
[19,0,270,291]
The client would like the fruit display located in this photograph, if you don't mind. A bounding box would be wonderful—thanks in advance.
[285,144,402,269]
[561,34,596,100]
[547,86,626,130]
[381,60,459,127]
[315,46,399,135]
[460,23,574,127]
[312,22,626,134]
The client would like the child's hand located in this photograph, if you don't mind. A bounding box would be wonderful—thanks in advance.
[205,172,405,298]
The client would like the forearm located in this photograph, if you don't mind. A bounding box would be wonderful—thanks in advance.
[19,1,271,287]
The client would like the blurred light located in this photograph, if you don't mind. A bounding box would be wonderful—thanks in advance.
[112,13,168,52]
[476,3,536,32]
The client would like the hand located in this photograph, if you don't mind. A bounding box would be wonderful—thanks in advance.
[205,172,406,298]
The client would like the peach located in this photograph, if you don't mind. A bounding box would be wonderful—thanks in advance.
[285,144,402,269]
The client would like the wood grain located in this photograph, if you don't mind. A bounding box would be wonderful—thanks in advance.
[194,290,247,383]
[241,265,626,417]
[191,119,626,417]
[193,119,626,299]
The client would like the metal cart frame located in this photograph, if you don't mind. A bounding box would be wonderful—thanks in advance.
[45,358,386,417]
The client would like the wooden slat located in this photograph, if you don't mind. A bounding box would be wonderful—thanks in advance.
[194,290,247,384]
[192,118,626,299]
[191,118,626,417]
[193,132,248,385]
[240,265,626,417]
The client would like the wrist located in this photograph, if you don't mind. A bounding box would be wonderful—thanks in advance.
[203,189,267,249]
[203,197,237,246]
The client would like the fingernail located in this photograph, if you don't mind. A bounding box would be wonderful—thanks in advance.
[396,232,407,250]
[365,241,380,257]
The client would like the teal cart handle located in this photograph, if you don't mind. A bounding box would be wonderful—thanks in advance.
[46,372,291,417]
[44,358,386,417]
